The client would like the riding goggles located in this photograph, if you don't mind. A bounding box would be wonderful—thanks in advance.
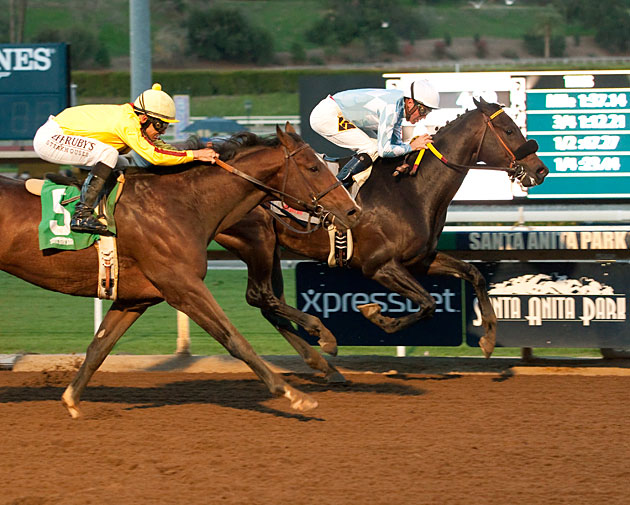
[407,100,433,120]
[148,116,168,134]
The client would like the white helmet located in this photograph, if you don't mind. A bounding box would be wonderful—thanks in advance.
[401,79,440,109]
[133,83,179,123]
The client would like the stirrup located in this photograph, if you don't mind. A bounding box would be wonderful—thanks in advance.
[71,215,110,235]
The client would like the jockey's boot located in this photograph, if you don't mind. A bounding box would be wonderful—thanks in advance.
[337,153,372,189]
[70,162,113,235]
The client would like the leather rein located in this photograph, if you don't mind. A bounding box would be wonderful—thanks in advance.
[214,143,342,221]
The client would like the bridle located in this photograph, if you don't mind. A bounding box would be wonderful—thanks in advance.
[214,142,342,225]
[412,108,538,184]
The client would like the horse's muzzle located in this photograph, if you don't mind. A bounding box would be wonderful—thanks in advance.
[323,204,361,231]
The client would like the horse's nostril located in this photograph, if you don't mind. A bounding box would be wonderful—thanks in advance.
[537,166,548,175]
[347,209,357,216]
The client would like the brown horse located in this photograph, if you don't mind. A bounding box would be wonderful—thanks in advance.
[215,99,549,381]
[0,125,361,417]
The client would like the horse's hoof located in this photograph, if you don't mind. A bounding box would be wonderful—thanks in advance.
[61,388,82,419]
[325,371,346,384]
[284,387,318,412]
[316,327,338,356]
[479,336,495,358]
[62,398,82,419]
[319,339,338,357]
[357,302,381,319]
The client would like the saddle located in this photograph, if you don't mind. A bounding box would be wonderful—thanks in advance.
[26,173,123,300]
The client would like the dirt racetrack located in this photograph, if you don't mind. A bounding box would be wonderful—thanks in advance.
[1,369,629,505]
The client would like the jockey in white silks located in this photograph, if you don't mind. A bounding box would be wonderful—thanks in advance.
[310,79,440,187]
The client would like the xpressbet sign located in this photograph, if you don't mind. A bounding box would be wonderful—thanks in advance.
[296,262,463,346]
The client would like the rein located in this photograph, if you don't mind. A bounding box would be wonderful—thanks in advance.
[214,143,341,221]
[411,108,533,183]
[263,201,326,235]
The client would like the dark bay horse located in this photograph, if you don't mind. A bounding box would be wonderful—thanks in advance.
[0,125,361,417]
[215,99,549,381]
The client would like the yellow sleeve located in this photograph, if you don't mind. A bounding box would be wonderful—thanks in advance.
[117,120,194,166]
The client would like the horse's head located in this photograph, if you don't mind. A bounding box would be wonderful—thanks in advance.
[274,122,361,230]
[473,97,548,187]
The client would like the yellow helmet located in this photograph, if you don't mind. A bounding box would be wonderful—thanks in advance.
[133,83,179,123]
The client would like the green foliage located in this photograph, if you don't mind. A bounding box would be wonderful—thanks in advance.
[594,9,630,53]
[186,6,274,64]
[94,44,111,68]
[72,69,384,98]
[522,33,566,57]
[31,26,110,69]
[305,0,427,56]
[290,42,307,64]
[554,0,630,52]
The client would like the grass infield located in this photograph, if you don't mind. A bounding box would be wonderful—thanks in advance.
[0,269,602,358]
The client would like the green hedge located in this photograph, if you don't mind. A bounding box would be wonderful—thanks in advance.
[72,69,384,97]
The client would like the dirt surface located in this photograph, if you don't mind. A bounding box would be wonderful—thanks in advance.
[1,370,629,505]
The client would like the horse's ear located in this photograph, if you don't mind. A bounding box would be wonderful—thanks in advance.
[276,124,297,148]
[473,96,491,113]
[285,122,297,134]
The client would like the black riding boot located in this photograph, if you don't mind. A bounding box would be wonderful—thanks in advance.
[70,162,113,235]
[336,153,372,188]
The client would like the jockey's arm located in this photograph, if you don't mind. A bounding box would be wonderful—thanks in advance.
[376,102,413,158]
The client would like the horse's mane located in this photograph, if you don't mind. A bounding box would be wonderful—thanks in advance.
[432,108,478,140]
[126,130,302,176]
[213,131,301,161]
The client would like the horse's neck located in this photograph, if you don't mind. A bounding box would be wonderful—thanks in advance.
[201,146,284,230]
[417,113,485,201]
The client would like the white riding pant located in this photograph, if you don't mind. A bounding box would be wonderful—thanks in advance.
[33,116,119,169]
[309,96,378,161]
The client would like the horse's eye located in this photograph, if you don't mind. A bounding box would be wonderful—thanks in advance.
[506,129,514,135]
[308,165,319,173]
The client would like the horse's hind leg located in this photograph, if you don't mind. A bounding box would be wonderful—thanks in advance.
[61,301,149,418]
[426,252,496,358]
[357,259,437,333]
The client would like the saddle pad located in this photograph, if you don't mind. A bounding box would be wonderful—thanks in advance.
[37,181,119,251]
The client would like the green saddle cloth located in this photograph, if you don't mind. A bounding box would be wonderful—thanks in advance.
[38,180,119,251]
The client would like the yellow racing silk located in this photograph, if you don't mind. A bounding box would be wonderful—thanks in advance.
[53,103,194,165]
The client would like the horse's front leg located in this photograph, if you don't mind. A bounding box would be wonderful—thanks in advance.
[159,274,318,412]
[218,223,339,356]
[255,254,345,382]
[61,301,149,418]
[244,258,345,381]
[426,252,496,358]
[356,258,436,333]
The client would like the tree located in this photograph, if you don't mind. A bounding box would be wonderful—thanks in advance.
[535,5,564,58]
[554,0,630,53]
[305,0,428,58]
[186,7,274,64]
[8,0,27,43]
